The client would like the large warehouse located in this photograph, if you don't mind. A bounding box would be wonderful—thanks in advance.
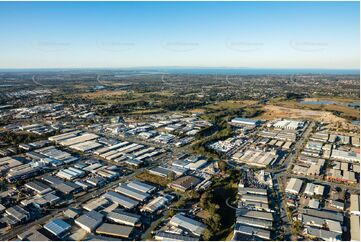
[285,178,303,195]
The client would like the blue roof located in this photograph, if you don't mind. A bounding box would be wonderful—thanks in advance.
[44,219,71,236]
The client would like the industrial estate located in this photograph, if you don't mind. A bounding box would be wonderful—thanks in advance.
[0,0,360,241]
[0,70,359,241]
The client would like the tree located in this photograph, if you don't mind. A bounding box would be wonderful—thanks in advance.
[168,209,176,218]
[218,160,227,172]
[203,228,213,241]
[186,190,200,199]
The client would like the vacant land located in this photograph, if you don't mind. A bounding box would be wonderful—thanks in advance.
[259,105,359,132]
[205,100,258,111]
[135,171,171,187]
[269,98,359,121]
[259,105,346,123]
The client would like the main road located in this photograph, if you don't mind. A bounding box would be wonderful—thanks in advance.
[284,121,315,172]
[270,121,315,239]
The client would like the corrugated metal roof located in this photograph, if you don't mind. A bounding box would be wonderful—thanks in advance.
[115,184,150,201]
[234,223,271,240]
[44,219,71,237]
[169,213,206,236]
[102,191,139,209]
[127,180,155,193]
[95,223,133,238]
[107,209,140,226]
[75,211,104,231]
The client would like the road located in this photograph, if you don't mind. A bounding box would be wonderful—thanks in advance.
[225,75,238,86]
[284,121,315,172]
[268,121,315,239]
[31,75,51,88]
[273,174,291,240]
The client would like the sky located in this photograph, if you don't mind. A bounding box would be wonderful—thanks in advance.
[0,1,359,69]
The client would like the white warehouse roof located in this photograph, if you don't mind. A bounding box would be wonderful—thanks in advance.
[285,178,303,194]
[169,213,206,236]
[102,191,139,209]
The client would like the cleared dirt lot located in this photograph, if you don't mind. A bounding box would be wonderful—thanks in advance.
[270,98,360,120]
[259,105,359,132]
[205,100,258,110]
[259,105,345,122]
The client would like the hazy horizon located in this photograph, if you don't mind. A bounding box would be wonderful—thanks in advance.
[0,66,359,75]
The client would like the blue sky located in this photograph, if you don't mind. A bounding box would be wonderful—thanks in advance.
[0,1,359,69]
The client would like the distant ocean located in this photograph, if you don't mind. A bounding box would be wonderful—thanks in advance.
[144,68,360,75]
[0,67,359,75]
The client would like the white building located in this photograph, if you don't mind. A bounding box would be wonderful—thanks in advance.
[169,213,206,236]
[285,178,303,195]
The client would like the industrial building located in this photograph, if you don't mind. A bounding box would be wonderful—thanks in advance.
[95,223,133,239]
[303,183,325,196]
[305,227,342,241]
[102,191,139,209]
[285,178,303,194]
[236,209,273,222]
[6,163,41,183]
[0,156,23,175]
[326,169,357,184]
[83,197,110,211]
[5,205,30,224]
[273,119,304,130]
[230,118,261,127]
[238,186,268,196]
[350,215,360,241]
[240,194,269,204]
[75,210,104,233]
[63,207,82,219]
[127,180,156,193]
[141,195,173,213]
[17,229,50,241]
[301,214,342,233]
[234,223,271,240]
[48,130,82,143]
[115,183,150,201]
[331,149,360,163]
[25,180,52,195]
[241,200,270,212]
[169,213,206,237]
[106,209,141,227]
[57,167,85,180]
[53,181,82,195]
[350,194,360,215]
[44,219,71,238]
[58,133,99,147]
[233,149,279,168]
[236,216,273,229]
[169,175,202,192]
[70,140,103,152]
[300,208,344,222]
